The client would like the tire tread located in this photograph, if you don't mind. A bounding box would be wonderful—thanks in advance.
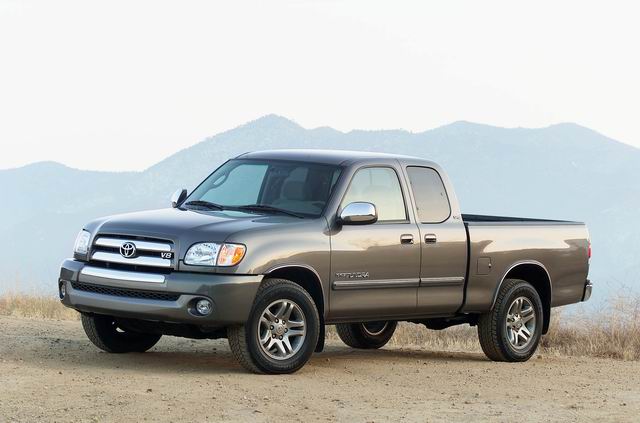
[81,314,161,353]
[335,324,367,349]
[336,321,397,350]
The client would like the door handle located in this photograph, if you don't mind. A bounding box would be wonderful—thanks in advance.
[424,234,437,244]
[400,234,414,244]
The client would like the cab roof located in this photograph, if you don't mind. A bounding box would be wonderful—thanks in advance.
[236,149,432,167]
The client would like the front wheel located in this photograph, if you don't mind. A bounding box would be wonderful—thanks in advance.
[227,278,320,374]
[81,314,162,353]
[336,321,397,349]
[477,279,543,362]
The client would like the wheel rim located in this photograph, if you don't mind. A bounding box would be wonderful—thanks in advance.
[505,296,536,350]
[362,321,389,336]
[257,299,307,360]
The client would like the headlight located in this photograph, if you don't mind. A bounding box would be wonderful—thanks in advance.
[184,243,219,266]
[184,242,246,267]
[74,230,91,255]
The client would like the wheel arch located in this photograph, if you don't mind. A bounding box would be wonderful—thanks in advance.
[492,261,552,334]
[263,264,325,319]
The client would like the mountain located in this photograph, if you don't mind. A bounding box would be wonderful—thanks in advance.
[2,115,638,302]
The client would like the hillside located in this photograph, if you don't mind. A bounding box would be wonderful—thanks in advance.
[2,115,639,299]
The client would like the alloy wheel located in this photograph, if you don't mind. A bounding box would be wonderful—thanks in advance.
[256,299,307,360]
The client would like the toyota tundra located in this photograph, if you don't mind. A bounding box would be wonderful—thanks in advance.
[58,150,592,374]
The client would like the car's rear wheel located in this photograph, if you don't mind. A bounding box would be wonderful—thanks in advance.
[477,279,543,362]
[227,278,320,374]
[336,321,397,349]
[81,313,162,353]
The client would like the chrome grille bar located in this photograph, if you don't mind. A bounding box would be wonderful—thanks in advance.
[91,251,172,268]
[80,266,166,284]
[94,237,172,252]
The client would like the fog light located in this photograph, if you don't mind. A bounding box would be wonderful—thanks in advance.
[59,282,67,300]
[196,299,212,316]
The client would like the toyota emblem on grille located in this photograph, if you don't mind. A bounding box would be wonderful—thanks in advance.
[120,242,137,258]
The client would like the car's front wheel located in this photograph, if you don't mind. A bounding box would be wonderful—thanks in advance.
[81,313,162,353]
[227,278,320,374]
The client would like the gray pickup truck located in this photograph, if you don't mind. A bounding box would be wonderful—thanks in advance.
[59,150,592,374]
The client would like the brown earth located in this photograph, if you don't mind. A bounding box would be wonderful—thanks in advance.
[0,316,638,423]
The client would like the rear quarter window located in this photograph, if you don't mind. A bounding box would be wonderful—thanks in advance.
[406,166,451,223]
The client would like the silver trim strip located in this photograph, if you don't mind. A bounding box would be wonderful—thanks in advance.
[91,251,171,268]
[80,266,166,284]
[491,260,552,309]
[95,238,172,252]
[419,276,465,287]
[333,278,420,290]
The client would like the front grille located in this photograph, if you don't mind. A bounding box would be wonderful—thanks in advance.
[71,282,180,302]
[89,234,175,271]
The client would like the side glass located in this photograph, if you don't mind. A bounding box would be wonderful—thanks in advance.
[341,167,406,222]
[406,167,451,223]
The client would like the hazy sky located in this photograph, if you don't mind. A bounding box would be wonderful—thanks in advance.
[1,1,638,171]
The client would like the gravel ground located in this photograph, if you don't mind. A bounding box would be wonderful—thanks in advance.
[0,316,638,422]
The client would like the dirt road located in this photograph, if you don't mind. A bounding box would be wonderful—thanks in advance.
[0,316,638,422]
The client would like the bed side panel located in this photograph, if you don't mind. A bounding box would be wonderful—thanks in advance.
[461,223,589,312]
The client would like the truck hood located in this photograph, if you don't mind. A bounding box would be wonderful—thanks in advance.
[85,208,302,247]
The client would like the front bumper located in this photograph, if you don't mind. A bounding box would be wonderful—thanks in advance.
[58,259,263,325]
[582,279,593,302]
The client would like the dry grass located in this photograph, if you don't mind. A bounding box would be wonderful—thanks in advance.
[328,294,640,361]
[1,292,638,360]
[0,292,79,320]
[542,294,640,360]
[326,323,482,353]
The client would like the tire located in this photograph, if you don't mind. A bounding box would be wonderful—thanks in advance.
[477,279,543,362]
[81,313,162,353]
[227,278,320,374]
[336,321,397,349]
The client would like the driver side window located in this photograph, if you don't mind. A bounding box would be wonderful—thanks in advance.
[341,167,407,222]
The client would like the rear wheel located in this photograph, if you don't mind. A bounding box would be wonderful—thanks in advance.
[477,279,543,362]
[227,278,320,374]
[336,321,397,349]
[81,313,162,353]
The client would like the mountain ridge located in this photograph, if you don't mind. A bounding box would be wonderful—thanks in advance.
[5,117,637,174]
[1,115,638,301]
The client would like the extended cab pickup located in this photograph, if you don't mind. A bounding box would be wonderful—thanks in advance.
[59,150,592,373]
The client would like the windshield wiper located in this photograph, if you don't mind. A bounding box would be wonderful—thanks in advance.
[184,200,225,210]
[234,204,304,218]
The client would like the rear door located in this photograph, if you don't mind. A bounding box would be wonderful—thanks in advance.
[405,166,468,314]
[329,165,421,319]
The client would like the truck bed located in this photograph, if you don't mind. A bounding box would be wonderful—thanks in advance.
[460,215,590,314]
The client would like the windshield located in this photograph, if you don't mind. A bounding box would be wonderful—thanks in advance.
[186,159,342,217]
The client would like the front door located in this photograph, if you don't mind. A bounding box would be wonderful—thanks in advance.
[329,166,420,319]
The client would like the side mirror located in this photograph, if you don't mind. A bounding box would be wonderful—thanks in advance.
[171,189,188,208]
[339,202,378,225]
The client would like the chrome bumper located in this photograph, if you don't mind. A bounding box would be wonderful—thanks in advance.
[58,259,263,325]
[80,266,166,284]
[582,279,593,302]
